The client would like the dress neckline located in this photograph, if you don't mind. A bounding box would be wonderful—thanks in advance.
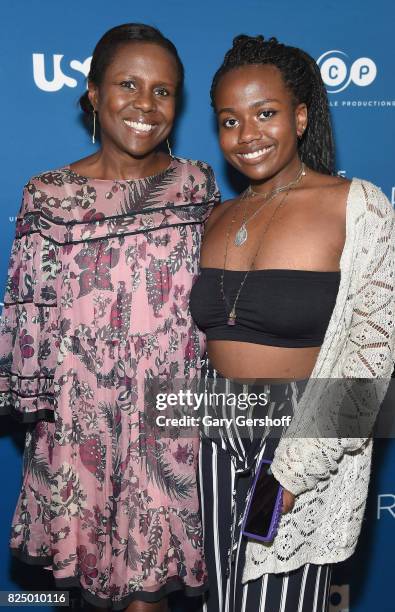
[64,156,176,183]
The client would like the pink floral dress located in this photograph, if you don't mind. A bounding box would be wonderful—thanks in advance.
[0,157,219,608]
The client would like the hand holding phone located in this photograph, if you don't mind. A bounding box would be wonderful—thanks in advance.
[241,459,283,543]
[282,489,295,514]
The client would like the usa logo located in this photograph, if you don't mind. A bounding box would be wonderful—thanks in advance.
[32,54,91,92]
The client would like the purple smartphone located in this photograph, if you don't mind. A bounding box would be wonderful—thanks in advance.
[241,459,283,542]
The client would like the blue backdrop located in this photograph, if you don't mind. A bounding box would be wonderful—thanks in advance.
[0,1,394,610]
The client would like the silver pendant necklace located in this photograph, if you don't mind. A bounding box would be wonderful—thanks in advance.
[221,189,292,326]
[221,163,307,326]
[234,224,248,247]
[234,163,306,247]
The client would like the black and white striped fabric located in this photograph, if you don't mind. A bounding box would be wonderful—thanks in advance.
[196,368,332,612]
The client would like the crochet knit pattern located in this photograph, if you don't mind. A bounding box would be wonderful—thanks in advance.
[244,179,395,579]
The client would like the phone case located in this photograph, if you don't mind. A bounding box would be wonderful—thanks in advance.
[241,458,283,543]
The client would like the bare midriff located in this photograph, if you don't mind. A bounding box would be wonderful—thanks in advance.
[207,340,321,381]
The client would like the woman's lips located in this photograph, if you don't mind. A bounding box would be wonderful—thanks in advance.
[236,145,275,163]
[123,119,155,135]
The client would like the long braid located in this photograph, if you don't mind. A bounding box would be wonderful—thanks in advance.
[211,35,335,175]
[296,49,334,174]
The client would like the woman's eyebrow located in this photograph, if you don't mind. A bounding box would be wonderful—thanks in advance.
[250,98,280,108]
[218,98,281,114]
[111,72,174,87]
[217,106,235,114]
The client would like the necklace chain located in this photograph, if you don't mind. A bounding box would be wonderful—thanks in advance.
[234,163,306,247]
[221,163,306,325]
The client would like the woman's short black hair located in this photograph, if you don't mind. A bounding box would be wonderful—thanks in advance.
[211,35,335,175]
[79,23,184,115]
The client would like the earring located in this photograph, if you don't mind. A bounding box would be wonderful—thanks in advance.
[166,138,173,157]
[298,126,306,139]
[92,110,97,144]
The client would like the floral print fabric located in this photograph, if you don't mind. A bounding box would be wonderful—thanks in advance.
[0,157,219,607]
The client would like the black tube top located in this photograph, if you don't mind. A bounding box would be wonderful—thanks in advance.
[189,268,341,347]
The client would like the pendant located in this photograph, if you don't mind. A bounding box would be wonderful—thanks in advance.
[234,224,248,247]
[227,309,237,326]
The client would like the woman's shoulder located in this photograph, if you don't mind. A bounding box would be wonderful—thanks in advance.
[20,165,91,217]
[173,156,214,174]
[305,171,351,201]
[346,177,394,221]
[173,156,216,180]
[173,156,221,202]
[25,164,89,191]
[306,171,393,221]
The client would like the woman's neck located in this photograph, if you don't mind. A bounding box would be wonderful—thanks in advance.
[88,146,171,180]
[249,156,304,195]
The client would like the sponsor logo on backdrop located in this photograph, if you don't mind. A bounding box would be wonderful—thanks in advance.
[33,54,91,92]
[329,584,349,612]
[32,51,394,109]
[317,50,395,108]
[318,50,377,93]
[377,494,395,519]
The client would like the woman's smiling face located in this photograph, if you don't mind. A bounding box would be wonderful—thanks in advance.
[214,63,307,184]
[88,41,179,159]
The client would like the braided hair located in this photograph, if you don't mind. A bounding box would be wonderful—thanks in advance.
[211,35,334,175]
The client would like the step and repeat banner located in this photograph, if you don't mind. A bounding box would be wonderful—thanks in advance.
[0,1,394,610]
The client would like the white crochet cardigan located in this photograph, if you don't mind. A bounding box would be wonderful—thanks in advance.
[243,178,395,580]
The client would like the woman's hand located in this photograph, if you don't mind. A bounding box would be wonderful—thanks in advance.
[282,489,295,513]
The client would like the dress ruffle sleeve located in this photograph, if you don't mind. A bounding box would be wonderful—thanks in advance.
[0,183,60,423]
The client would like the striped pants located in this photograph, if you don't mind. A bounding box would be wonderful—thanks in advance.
[197,375,332,612]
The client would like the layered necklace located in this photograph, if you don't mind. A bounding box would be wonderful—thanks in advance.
[221,163,306,326]
[234,162,306,247]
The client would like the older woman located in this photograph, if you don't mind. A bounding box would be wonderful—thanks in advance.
[0,23,219,611]
[190,35,394,612]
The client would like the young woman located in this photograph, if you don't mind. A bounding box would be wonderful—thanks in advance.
[0,24,219,611]
[190,35,394,611]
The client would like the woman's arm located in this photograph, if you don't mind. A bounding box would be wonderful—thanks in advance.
[0,181,60,423]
